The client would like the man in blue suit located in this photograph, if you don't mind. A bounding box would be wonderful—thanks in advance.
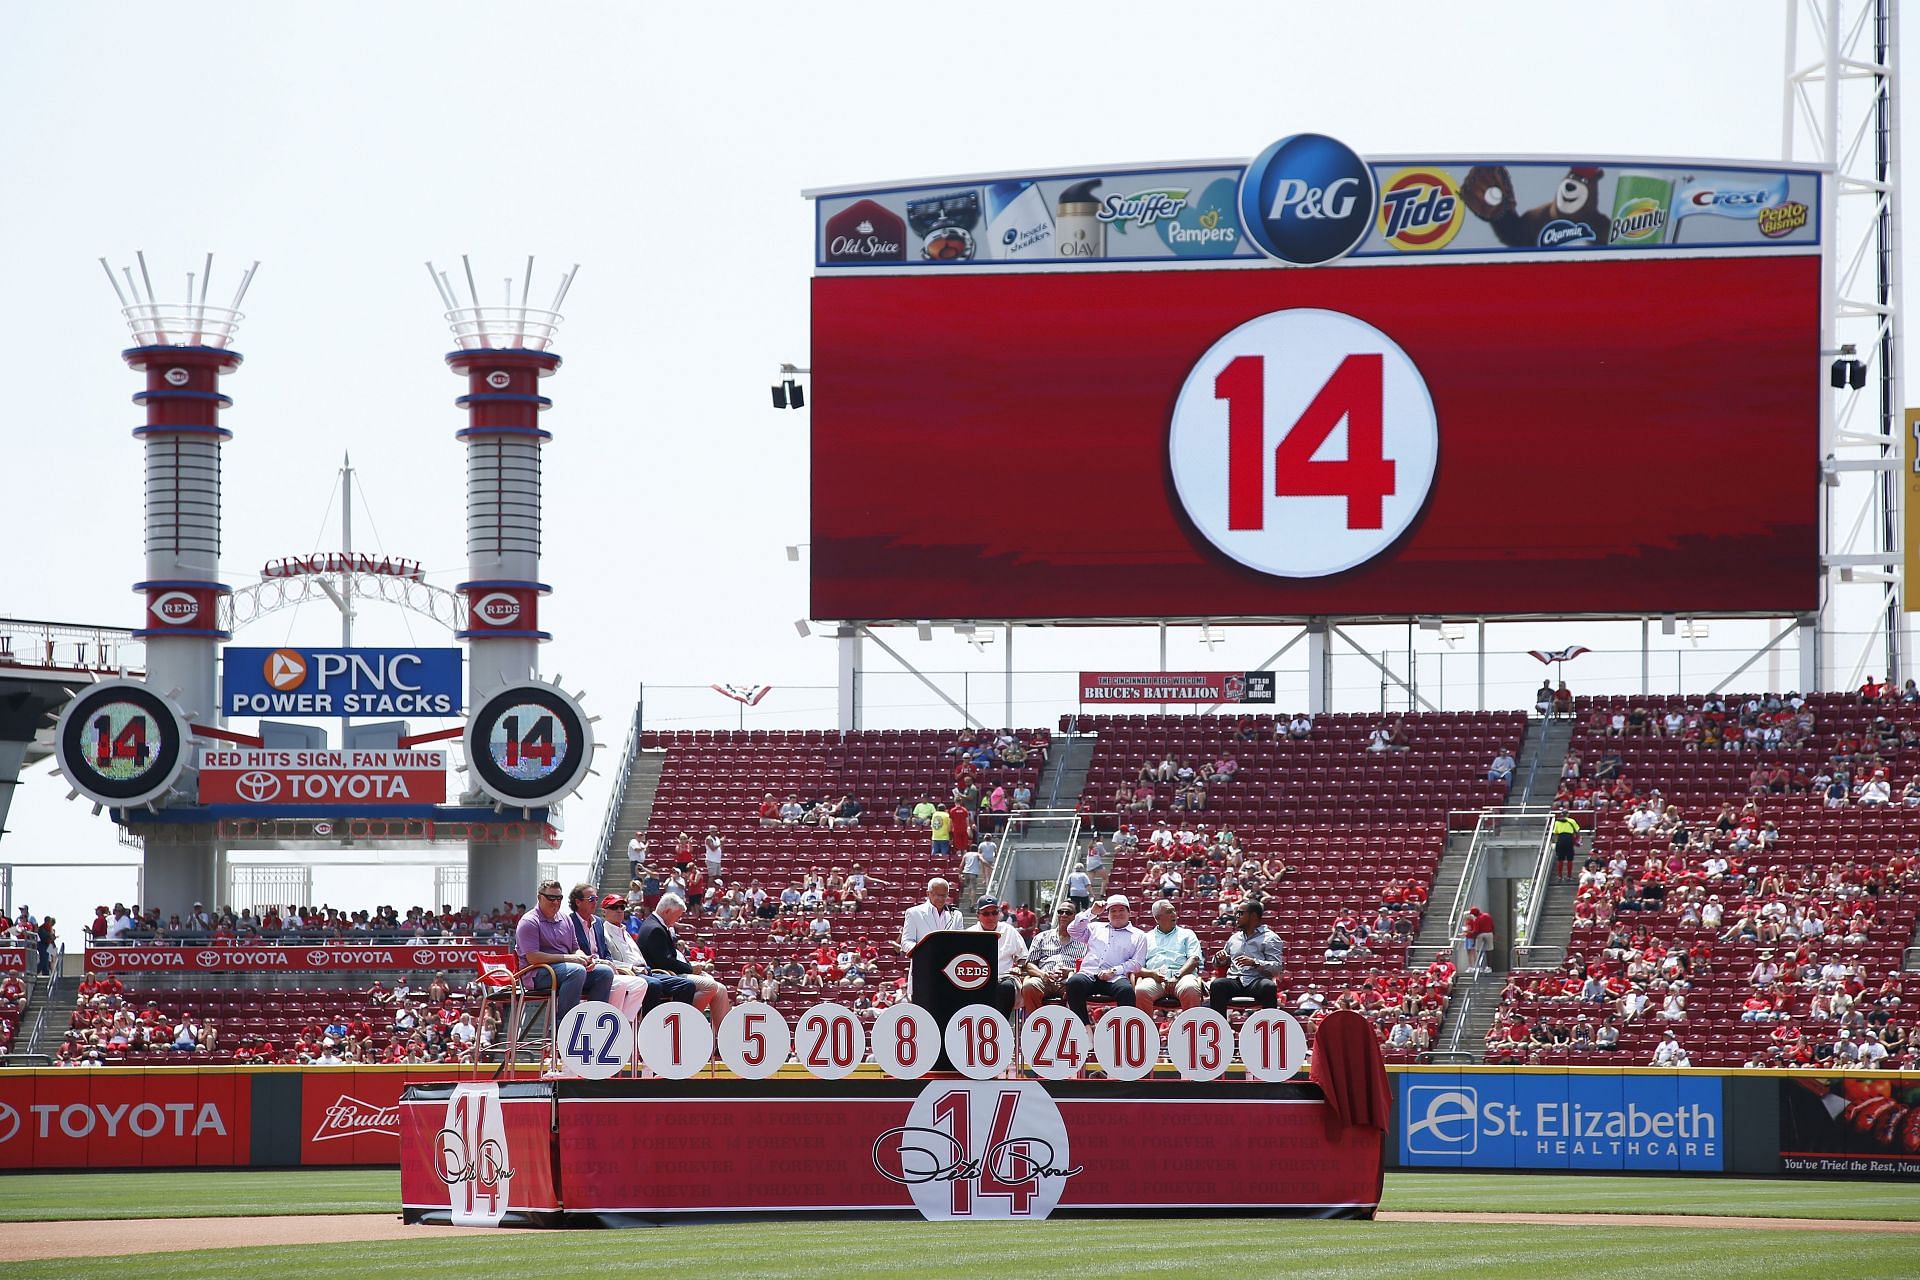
[636,893,731,1023]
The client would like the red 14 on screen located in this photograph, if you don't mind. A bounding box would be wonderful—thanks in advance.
[1169,307,1437,579]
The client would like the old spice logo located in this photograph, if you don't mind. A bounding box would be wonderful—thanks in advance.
[825,200,907,262]
[474,592,521,625]
[942,955,992,991]
[312,1095,400,1143]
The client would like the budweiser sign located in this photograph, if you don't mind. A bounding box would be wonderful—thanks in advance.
[312,1094,401,1144]
[86,945,496,973]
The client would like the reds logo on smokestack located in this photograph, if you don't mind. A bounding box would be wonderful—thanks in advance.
[473,592,522,626]
[942,955,992,990]
[150,591,200,625]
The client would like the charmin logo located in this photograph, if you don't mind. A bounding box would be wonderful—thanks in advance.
[234,770,282,802]
[0,1103,19,1144]
[1238,134,1377,266]
[1758,201,1809,239]
[151,591,200,625]
[195,949,223,969]
[942,955,992,991]
[1537,218,1598,249]
[485,371,511,389]
[1406,1086,1479,1154]
[312,1095,401,1144]
[264,649,308,691]
[1096,188,1190,228]
[164,367,191,387]
[473,592,522,625]
[1377,167,1463,251]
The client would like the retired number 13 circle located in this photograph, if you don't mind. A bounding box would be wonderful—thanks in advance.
[1168,308,1437,578]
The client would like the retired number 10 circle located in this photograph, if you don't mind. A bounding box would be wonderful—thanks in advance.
[1168,307,1438,579]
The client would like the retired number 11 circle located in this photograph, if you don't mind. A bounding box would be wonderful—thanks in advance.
[1168,307,1437,578]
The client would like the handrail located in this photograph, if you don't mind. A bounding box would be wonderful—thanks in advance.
[589,702,646,895]
[1044,732,1087,811]
[980,809,1078,908]
[1517,714,1553,805]
[1514,813,1562,951]
[23,943,65,1058]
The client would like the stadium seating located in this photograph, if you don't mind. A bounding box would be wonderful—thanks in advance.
[1492,692,1920,1069]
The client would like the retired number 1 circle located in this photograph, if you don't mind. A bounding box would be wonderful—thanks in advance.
[1168,307,1437,578]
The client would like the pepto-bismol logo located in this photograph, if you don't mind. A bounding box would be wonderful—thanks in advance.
[1238,134,1377,266]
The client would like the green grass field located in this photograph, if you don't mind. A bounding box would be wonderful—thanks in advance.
[0,1171,1916,1280]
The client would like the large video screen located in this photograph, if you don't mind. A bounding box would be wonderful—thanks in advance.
[810,253,1818,620]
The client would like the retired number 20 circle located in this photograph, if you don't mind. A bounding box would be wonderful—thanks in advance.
[1168,307,1437,579]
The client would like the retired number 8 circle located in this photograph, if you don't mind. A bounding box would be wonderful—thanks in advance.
[1168,307,1437,579]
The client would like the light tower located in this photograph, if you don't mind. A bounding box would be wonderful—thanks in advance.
[101,252,256,912]
[429,256,577,913]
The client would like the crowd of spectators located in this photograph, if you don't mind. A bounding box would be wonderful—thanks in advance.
[57,973,496,1066]
[82,901,527,946]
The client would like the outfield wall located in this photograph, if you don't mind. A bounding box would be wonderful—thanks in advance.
[1,1065,1915,1178]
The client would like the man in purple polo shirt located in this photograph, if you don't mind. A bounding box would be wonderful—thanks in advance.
[515,877,614,1023]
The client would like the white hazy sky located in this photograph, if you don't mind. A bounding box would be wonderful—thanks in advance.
[0,3,1906,931]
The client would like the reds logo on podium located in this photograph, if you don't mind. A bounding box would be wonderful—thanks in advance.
[942,955,991,991]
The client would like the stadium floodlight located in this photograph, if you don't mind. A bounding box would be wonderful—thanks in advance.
[785,544,802,562]
[1830,358,1867,390]
[1416,616,1444,631]
[772,363,809,410]
[916,623,933,642]
[1660,614,1677,635]
[793,619,812,638]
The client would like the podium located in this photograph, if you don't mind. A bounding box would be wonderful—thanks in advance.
[907,929,997,1071]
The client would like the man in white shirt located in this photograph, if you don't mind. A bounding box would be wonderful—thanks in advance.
[1650,1030,1691,1067]
[1064,895,1148,1023]
[966,896,1028,1018]
[627,833,646,880]
[106,905,134,940]
[1065,865,1092,911]
[899,878,962,954]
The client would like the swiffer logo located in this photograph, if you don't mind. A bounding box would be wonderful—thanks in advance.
[942,955,992,991]
[1238,134,1377,266]
[151,591,200,625]
[1405,1086,1479,1154]
[474,592,522,625]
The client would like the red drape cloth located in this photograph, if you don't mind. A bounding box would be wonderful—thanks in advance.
[1310,1008,1391,1131]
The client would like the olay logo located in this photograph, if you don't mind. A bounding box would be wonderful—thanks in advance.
[825,200,907,262]
[312,1095,401,1143]
[473,592,522,625]
[942,955,992,990]
[151,591,200,624]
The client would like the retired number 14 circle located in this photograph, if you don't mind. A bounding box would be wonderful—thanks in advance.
[1167,307,1438,579]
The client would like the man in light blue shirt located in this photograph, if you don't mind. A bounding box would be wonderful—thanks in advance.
[1134,899,1203,1010]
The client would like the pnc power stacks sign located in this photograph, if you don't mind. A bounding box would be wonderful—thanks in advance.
[807,137,1822,621]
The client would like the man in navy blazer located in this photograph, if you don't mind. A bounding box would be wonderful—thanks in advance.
[637,892,730,1023]
[594,894,696,1014]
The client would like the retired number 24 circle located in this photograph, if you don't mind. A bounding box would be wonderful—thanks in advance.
[1168,307,1437,579]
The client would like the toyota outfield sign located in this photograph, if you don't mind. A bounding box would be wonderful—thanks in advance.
[221,647,461,717]
[198,749,448,806]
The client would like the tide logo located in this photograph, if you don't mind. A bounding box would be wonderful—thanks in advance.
[473,592,522,626]
[150,591,200,625]
[1376,167,1463,251]
[942,955,992,991]
[263,649,309,691]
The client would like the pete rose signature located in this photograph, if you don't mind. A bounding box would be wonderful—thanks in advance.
[872,1126,1083,1187]
[434,1128,517,1190]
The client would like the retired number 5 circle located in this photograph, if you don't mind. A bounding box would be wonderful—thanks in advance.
[1168,308,1437,578]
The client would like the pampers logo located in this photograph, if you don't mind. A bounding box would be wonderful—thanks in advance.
[1238,134,1376,266]
[1405,1086,1480,1154]
[1156,177,1242,258]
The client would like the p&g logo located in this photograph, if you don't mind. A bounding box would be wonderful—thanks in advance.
[1239,134,1377,266]
[1405,1085,1478,1154]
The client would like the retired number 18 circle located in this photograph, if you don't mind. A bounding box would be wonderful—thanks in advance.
[1168,307,1438,579]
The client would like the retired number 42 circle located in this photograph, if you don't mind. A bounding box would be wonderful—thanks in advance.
[1168,307,1437,579]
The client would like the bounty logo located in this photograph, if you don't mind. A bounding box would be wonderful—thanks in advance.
[263,649,309,692]
[1405,1085,1479,1154]
[1238,133,1377,265]
[1376,167,1463,251]
[1096,187,1191,230]
[1156,178,1242,257]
